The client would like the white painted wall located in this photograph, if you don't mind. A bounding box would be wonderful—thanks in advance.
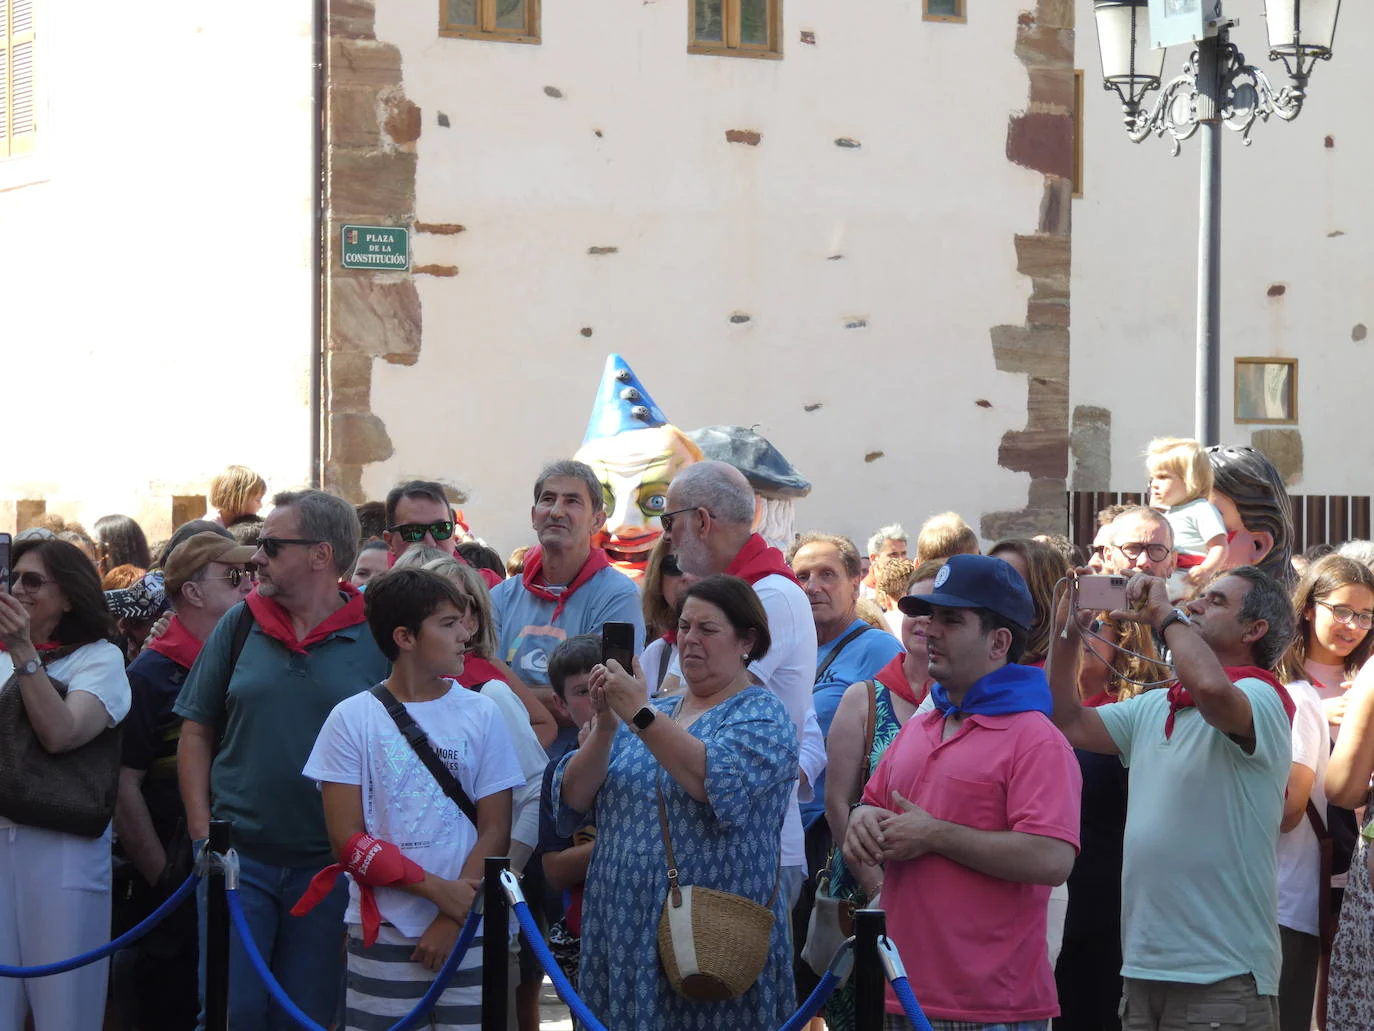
[1072,0,1374,495]
[0,1,316,540]
[365,0,1048,556]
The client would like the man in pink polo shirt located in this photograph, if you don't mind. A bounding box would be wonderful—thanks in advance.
[845,554,1082,1031]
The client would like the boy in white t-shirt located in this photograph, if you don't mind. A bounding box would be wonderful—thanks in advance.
[296,568,524,1031]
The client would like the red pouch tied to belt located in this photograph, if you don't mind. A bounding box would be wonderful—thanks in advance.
[291,832,425,946]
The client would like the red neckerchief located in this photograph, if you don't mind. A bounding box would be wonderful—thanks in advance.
[147,616,204,670]
[1083,690,1115,708]
[1164,665,1295,739]
[520,547,611,622]
[660,629,678,646]
[457,655,505,689]
[725,534,802,588]
[873,653,930,707]
[245,582,366,656]
[0,640,63,654]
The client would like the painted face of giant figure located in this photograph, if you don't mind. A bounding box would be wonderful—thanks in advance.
[1207,444,1295,588]
[578,425,702,574]
[573,354,702,581]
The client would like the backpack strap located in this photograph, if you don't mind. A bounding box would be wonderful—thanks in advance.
[814,624,874,686]
[369,684,478,825]
[1306,800,1335,951]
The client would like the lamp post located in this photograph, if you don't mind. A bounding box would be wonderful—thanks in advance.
[1091,1,1340,445]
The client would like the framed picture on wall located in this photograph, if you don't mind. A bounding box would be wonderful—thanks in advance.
[1234,357,1298,424]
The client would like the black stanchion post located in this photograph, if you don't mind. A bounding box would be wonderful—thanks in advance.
[854,908,886,1031]
[481,856,511,1031]
[205,819,232,1031]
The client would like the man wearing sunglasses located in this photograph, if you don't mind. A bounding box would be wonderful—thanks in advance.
[175,490,391,1027]
[113,532,256,1029]
[381,479,501,587]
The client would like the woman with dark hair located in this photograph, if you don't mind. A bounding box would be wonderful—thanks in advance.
[94,514,152,576]
[554,574,798,1031]
[0,538,131,1029]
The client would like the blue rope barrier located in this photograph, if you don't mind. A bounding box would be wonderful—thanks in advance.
[875,932,935,1031]
[509,895,611,1031]
[0,872,199,979]
[224,887,481,1031]
[778,969,844,1031]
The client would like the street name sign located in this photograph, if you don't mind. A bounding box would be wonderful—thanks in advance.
[341,225,410,271]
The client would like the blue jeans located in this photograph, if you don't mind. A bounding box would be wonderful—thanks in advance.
[198,853,348,1030]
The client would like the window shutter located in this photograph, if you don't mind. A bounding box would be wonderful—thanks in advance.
[4,0,36,156]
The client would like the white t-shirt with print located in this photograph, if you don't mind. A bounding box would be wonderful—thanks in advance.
[1164,496,1227,556]
[303,681,524,937]
[1276,680,1330,936]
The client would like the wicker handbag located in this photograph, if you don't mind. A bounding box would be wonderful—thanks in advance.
[655,775,776,1002]
[0,658,122,838]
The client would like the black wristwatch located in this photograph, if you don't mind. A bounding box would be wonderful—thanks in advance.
[13,656,42,677]
[631,705,657,733]
[1158,608,1193,636]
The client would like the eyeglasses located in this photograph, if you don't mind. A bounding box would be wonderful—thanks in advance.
[203,567,257,588]
[659,508,700,533]
[1112,542,1172,563]
[1317,600,1374,631]
[388,521,455,544]
[9,571,58,592]
[257,537,323,559]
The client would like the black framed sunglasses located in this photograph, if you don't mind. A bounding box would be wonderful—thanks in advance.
[659,507,700,534]
[203,567,257,588]
[388,521,455,544]
[10,571,58,592]
[257,537,322,559]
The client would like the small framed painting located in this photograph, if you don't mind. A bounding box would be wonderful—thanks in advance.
[1234,358,1298,424]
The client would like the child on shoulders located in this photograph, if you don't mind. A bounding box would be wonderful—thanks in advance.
[1146,436,1228,599]
[298,568,524,1031]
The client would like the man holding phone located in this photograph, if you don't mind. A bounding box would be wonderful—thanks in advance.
[1048,567,1296,1031]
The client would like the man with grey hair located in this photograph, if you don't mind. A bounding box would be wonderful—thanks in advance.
[491,460,643,714]
[174,489,389,1027]
[1048,565,1296,1030]
[861,522,908,600]
[664,461,818,906]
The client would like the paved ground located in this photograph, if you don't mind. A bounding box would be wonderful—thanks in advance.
[539,977,574,1030]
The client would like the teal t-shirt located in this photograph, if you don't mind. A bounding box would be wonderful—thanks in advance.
[172,601,391,867]
[1098,679,1290,995]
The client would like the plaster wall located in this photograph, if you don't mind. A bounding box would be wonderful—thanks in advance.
[357,1,1054,556]
[0,1,317,538]
[1071,0,1374,496]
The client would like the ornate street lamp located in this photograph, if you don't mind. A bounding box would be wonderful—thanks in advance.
[1090,0,1341,444]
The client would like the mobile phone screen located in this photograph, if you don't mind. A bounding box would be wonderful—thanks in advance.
[0,533,11,594]
[601,621,635,671]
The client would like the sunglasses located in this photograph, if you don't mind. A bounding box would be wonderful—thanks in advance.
[257,537,322,559]
[203,567,257,588]
[388,521,455,544]
[9,571,58,592]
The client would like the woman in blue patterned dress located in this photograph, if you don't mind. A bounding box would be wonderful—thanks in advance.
[554,574,799,1030]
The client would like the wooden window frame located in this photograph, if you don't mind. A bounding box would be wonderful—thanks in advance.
[438,0,541,45]
[923,0,967,24]
[689,0,783,61]
[2,0,37,158]
[1072,69,1085,198]
[1234,357,1299,425]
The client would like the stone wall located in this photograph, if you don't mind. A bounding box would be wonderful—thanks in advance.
[981,0,1075,540]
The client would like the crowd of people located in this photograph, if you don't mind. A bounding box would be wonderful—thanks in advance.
[0,441,1372,1031]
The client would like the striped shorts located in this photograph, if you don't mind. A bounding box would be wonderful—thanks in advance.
[883,1019,1049,1031]
[345,923,483,1031]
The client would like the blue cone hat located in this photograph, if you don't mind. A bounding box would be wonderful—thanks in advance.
[582,354,671,444]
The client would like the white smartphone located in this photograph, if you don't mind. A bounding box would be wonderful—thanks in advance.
[1075,573,1129,613]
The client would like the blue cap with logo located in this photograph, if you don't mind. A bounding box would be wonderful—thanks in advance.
[897,553,1035,631]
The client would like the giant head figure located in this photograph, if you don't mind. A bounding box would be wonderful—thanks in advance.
[1206,444,1295,588]
[689,425,812,550]
[574,355,702,580]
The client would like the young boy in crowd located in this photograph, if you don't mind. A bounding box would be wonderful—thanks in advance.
[297,568,524,1031]
[538,635,602,986]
